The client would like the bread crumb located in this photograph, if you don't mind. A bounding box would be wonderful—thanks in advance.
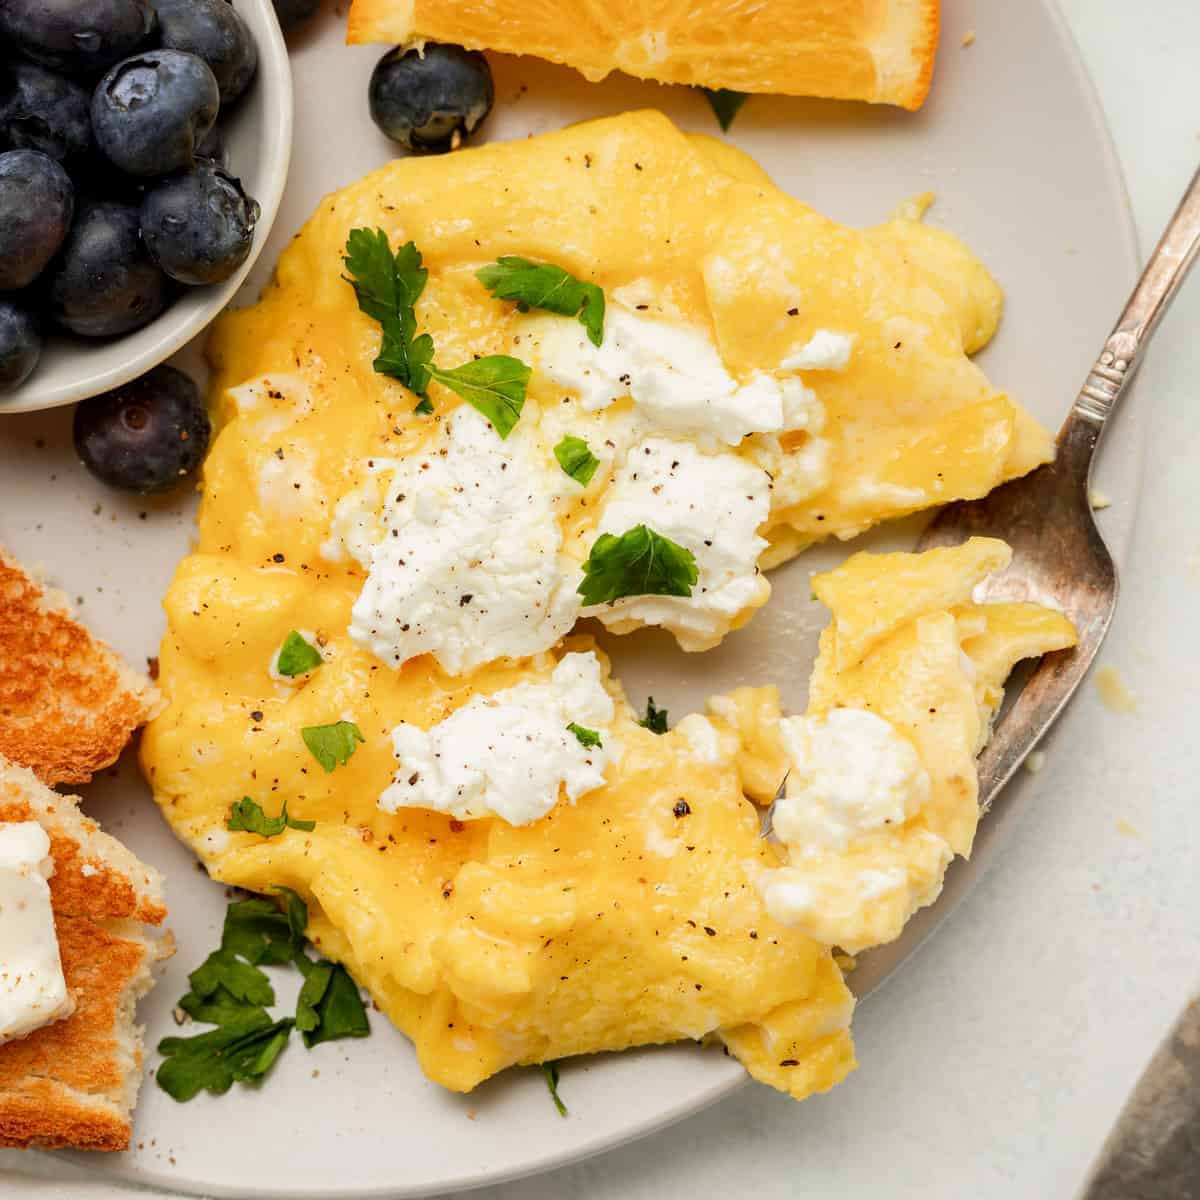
[1095,666,1138,714]
[1024,750,1047,774]
[1115,817,1144,839]
[961,30,976,47]
[1089,489,1112,510]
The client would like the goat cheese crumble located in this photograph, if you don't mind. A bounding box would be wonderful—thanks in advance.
[379,652,614,825]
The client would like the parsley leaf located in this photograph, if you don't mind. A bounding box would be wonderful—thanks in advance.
[157,1012,295,1102]
[157,887,370,1103]
[295,959,371,1048]
[301,720,365,773]
[343,227,435,396]
[226,797,316,837]
[221,895,303,967]
[177,985,266,1027]
[577,525,699,606]
[639,697,669,735]
[427,355,531,439]
[541,1062,568,1117]
[188,948,276,1008]
[567,722,602,749]
[701,88,749,132]
[276,631,322,677]
[476,257,606,347]
[294,958,333,1036]
[553,435,599,487]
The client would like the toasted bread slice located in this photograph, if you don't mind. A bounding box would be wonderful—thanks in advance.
[0,758,172,1151]
[0,547,162,786]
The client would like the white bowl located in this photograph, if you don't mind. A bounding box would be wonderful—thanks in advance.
[0,0,293,414]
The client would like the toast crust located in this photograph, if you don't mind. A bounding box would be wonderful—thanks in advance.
[0,548,162,787]
[0,762,170,1151]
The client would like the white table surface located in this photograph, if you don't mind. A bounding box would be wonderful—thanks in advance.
[3,2,1198,1197]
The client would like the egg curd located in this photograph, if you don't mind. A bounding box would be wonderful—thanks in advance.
[142,112,1075,1101]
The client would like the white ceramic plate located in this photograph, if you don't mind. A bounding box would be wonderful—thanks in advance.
[0,0,1140,1195]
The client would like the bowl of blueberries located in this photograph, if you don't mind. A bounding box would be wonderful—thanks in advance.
[0,0,293,413]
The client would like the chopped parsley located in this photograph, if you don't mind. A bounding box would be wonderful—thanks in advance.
[553,435,599,486]
[226,797,316,837]
[157,889,370,1102]
[343,227,435,396]
[639,697,669,735]
[343,229,534,434]
[275,631,323,677]
[701,88,749,132]
[541,1061,568,1117]
[577,525,698,606]
[157,1013,295,1102]
[301,721,365,773]
[567,722,602,749]
[427,356,530,439]
[476,256,605,347]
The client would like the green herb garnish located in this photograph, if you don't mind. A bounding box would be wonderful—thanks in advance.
[301,721,365,773]
[296,959,371,1048]
[343,227,435,396]
[427,356,530,439]
[541,1062,568,1117]
[476,256,606,347]
[157,1012,295,1102]
[577,525,698,606]
[157,889,369,1102]
[639,697,669,735]
[275,631,323,677]
[701,88,749,132]
[567,722,602,749]
[226,797,315,837]
[553,435,599,487]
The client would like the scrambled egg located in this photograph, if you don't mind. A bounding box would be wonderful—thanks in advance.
[142,112,1073,1102]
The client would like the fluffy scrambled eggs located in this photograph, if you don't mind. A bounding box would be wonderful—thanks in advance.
[142,112,1073,1102]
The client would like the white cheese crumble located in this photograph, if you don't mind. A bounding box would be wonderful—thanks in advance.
[0,822,73,1045]
[530,305,825,446]
[758,709,946,946]
[339,406,579,677]
[584,438,771,651]
[379,651,614,825]
[781,330,856,372]
[771,709,931,852]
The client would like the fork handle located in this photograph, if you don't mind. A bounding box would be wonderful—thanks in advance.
[1071,163,1200,430]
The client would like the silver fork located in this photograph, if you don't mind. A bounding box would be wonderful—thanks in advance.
[918,162,1200,812]
[763,164,1200,838]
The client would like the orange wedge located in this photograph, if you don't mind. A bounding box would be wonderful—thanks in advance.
[348,0,940,110]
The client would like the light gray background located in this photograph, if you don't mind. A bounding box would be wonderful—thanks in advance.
[2,0,1198,1196]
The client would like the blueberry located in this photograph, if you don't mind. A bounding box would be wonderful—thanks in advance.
[140,162,258,286]
[74,364,210,493]
[0,60,91,160]
[368,44,493,154]
[154,0,257,108]
[0,149,73,289]
[47,199,168,337]
[272,0,320,34]
[92,50,219,177]
[0,301,41,391]
[195,121,225,165]
[0,0,156,77]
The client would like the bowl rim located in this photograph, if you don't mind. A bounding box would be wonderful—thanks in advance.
[0,0,294,416]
